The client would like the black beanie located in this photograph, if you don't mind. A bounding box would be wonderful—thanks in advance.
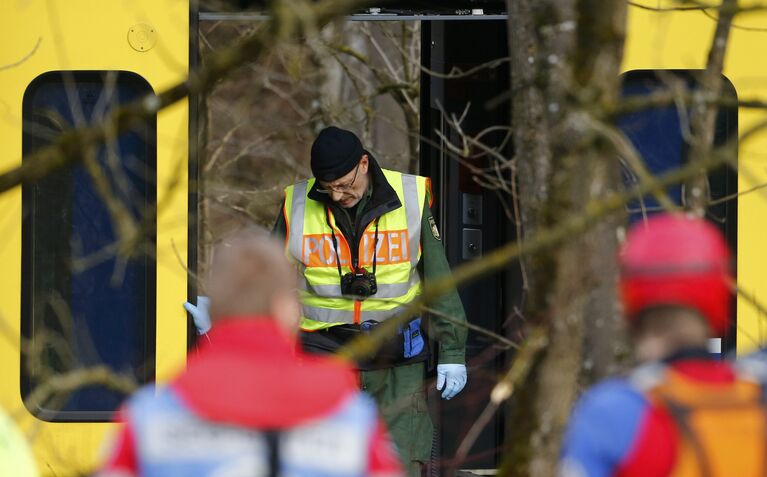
[310,127,365,182]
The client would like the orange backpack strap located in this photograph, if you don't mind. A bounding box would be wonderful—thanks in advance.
[642,365,767,477]
[650,389,714,477]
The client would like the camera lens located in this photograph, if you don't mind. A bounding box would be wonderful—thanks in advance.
[352,278,373,297]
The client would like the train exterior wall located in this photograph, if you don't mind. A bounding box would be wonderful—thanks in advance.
[0,1,189,474]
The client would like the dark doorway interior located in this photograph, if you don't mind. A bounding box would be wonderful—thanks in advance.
[420,20,517,474]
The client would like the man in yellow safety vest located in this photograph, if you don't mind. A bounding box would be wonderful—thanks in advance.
[275,126,468,476]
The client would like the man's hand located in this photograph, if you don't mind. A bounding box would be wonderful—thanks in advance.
[436,364,467,400]
[183,296,211,334]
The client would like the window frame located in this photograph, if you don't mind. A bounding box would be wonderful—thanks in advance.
[20,70,158,422]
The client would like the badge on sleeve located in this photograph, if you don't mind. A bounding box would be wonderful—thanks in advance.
[428,216,441,241]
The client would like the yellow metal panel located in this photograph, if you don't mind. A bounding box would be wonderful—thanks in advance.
[624,4,767,354]
[0,1,189,475]
[726,10,767,354]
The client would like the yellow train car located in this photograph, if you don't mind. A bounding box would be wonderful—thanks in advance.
[623,1,767,354]
[0,1,189,475]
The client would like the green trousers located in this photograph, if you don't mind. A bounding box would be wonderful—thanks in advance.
[361,362,433,477]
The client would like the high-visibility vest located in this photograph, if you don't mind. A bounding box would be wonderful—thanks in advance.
[126,386,378,477]
[628,362,767,477]
[283,169,429,330]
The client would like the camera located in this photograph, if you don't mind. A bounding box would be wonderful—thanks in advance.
[341,267,378,298]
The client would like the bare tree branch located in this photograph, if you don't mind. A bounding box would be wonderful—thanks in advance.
[0,0,374,194]
[0,37,41,72]
[686,0,737,215]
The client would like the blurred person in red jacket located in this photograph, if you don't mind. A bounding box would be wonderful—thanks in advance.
[559,213,767,477]
[98,227,403,477]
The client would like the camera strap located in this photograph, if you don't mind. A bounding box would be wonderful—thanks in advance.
[325,208,345,279]
[371,218,380,275]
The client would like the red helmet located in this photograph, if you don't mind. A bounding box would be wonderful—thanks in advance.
[619,214,733,335]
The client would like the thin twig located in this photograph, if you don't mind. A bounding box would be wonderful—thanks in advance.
[453,327,548,468]
[0,37,41,72]
[0,0,376,194]
[423,306,520,350]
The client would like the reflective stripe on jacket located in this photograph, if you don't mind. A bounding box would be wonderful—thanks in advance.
[127,386,378,477]
[283,169,428,329]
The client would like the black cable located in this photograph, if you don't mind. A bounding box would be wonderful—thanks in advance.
[325,207,344,280]
[372,218,380,275]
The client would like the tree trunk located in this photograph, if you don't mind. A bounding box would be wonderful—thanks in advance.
[685,0,736,216]
[502,1,627,475]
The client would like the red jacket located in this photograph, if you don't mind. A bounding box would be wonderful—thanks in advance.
[101,318,403,477]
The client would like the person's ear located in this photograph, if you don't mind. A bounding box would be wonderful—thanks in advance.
[360,154,369,173]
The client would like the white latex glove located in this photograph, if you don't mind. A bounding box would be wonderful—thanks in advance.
[436,364,467,400]
[183,296,211,335]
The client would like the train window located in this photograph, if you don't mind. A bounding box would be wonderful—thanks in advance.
[618,70,738,350]
[21,71,157,422]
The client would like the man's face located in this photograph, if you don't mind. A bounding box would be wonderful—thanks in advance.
[317,155,370,208]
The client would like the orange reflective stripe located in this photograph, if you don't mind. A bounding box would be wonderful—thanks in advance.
[302,233,351,268]
[353,300,361,325]
[426,177,434,208]
[302,230,411,268]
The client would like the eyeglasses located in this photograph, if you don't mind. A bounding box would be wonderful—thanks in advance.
[317,163,360,194]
